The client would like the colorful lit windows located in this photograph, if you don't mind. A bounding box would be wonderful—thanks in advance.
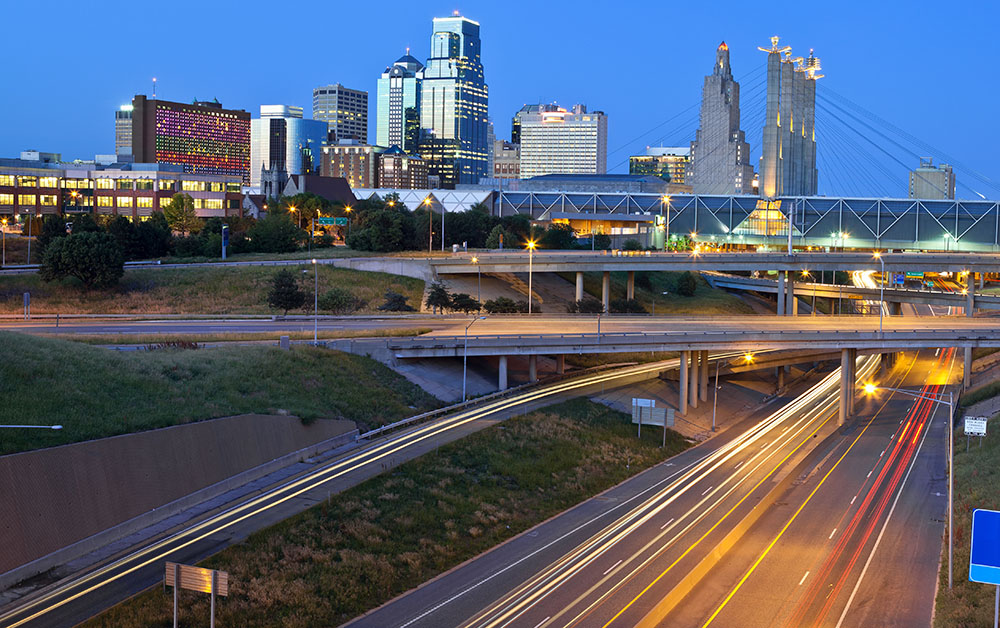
[40,195,57,206]
[136,197,153,208]
[18,194,36,206]
[17,176,36,187]
[95,178,114,190]
[39,177,58,188]
[0,194,13,205]
[96,196,113,207]
[117,197,133,208]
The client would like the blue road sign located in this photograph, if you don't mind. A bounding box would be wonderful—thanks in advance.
[893,273,905,285]
[970,509,1000,585]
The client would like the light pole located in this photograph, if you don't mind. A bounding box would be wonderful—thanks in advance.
[463,315,487,402]
[441,206,446,252]
[471,256,482,304]
[0,424,62,430]
[1,217,6,267]
[711,358,721,432]
[424,198,433,253]
[312,259,318,345]
[526,239,537,314]
[344,206,352,242]
[873,251,885,334]
[864,383,955,588]
[289,206,299,229]
[662,195,671,251]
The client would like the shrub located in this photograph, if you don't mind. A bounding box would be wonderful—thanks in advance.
[485,224,517,250]
[622,238,642,251]
[314,234,335,249]
[136,212,172,258]
[593,233,611,250]
[267,269,307,315]
[248,214,301,253]
[40,232,124,289]
[483,297,529,313]
[426,282,452,313]
[319,287,360,314]
[677,271,698,297]
[450,293,481,314]
[610,298,646,314]
[172,235,205,257]
[378,291,416,312]
[567,298,604,314]
[540,223,577,250]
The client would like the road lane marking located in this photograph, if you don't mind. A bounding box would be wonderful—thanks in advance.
[799,571,810,586]
[532,617,551,628]
[660,518,675,530]
[829,528,837,539]
[602,560,622,576]
[702,486,714,496]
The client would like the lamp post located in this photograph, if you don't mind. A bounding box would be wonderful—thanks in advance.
[471,256,481,304]
[864,383,955,588]
[0,424,62,430]
[463,315,487,402]
[424,198,433,253]
[312,259,318,345]
[873,251,885,334]
[344,206,352,242]
[1,217,6,267]
[662,195,671,251]
[711,358,721,432]
[289,206,299,229]
[526,239,537,314]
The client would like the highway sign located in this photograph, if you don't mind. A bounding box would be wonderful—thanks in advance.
[970,510,1000,585]
[966,417,988,437]
[165,562,228,595]
[893,273,905,285]
[317,217,336,225]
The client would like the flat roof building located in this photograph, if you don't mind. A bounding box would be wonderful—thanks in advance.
[909,158,955,200]
[313,84,368,143]
[379,146,429,189]
[320,142,386,190]
[630,146,690,186]
[517,104,608,179]
[250,105,327,187]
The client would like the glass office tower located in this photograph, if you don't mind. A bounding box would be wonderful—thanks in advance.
[418,13,489,188]
[376,51,424,154]
[250,105,328,187]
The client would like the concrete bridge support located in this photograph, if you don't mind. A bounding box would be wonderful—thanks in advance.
[689,350,700,409]
[777,272,786,316]
[602,271,611,313]
[890,301,903,316]
[627,271,635,301]
[679,351,690,416]
[839,348,857,426]
[555,354,565,375]
[498,355,508,391]
[964,347,972,389]
[777,367,785,390]
[528,355,538,383]
[575,272,584,303]
[699,350,709,402]
[786,273,796,316]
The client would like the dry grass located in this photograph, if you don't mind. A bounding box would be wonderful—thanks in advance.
[82,398,689,628]
[0,236,32,265]
[44,328,432,345]
[0,264,424,315]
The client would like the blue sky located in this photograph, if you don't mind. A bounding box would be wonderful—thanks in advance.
[3,0,997,197]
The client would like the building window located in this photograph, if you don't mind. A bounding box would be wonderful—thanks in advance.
[97,196,113,207]
[181,180,205,192]
[203,198,223,209]
[226,183,241,193]
[136,197,153,208]
[39,177,58,188]
[0,194,13,205]
[17,176,37,187]
[192,198,203,209]
[159,179,176,191]
[95,178,114,190]
[209,181,224,192]
[18,194,36,206]
[159,197,172,208]
[116,179,133,190]
[135,179,154,191]
[40,195,57,206]
[0,175,13,186]
[117,196,133,208]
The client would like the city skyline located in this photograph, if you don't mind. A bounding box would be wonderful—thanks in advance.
[2,1,998,196]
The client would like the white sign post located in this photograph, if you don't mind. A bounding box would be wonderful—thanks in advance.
[632,398,655,438]
[966,416,988,451]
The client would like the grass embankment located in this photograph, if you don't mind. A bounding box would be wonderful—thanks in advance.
[565,351,678,368]
[46,328,431,346]
[558,270,754,315]
[959,381,1000,408]
[0,265,424,315]
[84,398,689,628]
[935,413,1000,626]
[0,236,31,265]
[153,247,381,264]
[0,331,438,455]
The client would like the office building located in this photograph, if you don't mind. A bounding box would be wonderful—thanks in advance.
[250,105,327,187]
[320,142,386,189]
[493,139,520,179]
[757,36,821,198]
[376,51,424,154]
[518,104,608,179]
[909,158,955,199]
[630,147,690,185]
[688,43,755,195]
[115,104,132,159]
[131,95,251,184]
[378,146,429,189]
[418,13,490,188]
[313,84,368,143]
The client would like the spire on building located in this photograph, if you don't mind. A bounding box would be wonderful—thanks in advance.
[715,41,732,78]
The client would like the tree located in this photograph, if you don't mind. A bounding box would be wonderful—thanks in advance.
[485,224,517,250]
[163,193,203,236]
[347,209,415,252]
[450,293,481,314]
[622,238,642,251]
[483,296,529,314]
[107,216,143,260]
[136,211,172,258]
[319,287,360,314]
[378,290,416,312]
[40,232,124,289]
[248,214,301,253]
[593,233,611,250]
[267,269,306,315]
[69,214,101,234]
[541,223,577,250]
[567,297,604,314]
[426,282,452,314]
[36,214,69,258]
[677,271,698,297]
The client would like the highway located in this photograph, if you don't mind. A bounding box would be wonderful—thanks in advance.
[0,316,448,336]
[0,358,697,628]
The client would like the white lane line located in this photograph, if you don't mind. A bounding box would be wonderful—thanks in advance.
[799,571,810,586]
[867,471,872,478]
[880,450,885,457]
[660,518,675,530]
[735,461,745,469]
[702,486,714,496]
[829,528,838,539]
[935,348,941,356]
[850,495,857,505]
[532,617,551,628]
[602,560,623,576]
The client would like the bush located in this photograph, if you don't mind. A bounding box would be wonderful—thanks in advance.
[610,298,646,314]
[248,214,301,253]
[540,223,577,250]
[593,233,611,250]
[450,293,481,314]
[568,298,605,313]
[378,290,416,312]
[136,212,172,258]
[40,232,125,289]
[267,269,307,315]
[36,215,68,258]
[347,209,415,252]
[677,271,698,297]
[319,287,361,314]
[485,224,517,250]
[314,234,335,249]
[622,238,642,251]
[172,235,205,257]
[483,296,528,313]
[426,282,452,313]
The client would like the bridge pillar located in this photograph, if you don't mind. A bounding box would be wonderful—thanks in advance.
[777,366,785,390]
[777,271,786,316]
[890,301,902,316]
[689,350,699,409]
[679,351,689,415]
[528,355,538,383]
[967,284,975,318]
[848,348,857,410]
[627,271,635,301]
[602,271,610,313]
[699,350,709,402]
[555,354,565,375]
[498,355,508,391]
[964,347,972,389]
[839,348,852,426]
[575,272,584,303]
[786,273,795,316]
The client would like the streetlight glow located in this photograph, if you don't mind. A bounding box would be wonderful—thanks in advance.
[743,352,755,363]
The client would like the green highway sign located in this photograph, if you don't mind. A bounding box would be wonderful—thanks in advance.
[317,217,348,226]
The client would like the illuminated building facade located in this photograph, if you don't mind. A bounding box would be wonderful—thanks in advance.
[378,146,429,189]
[131,95,251,184]
[250,105,327,187]
[320,142,386,189]
[377,52,424,154]
[493,139,519,179]
[518,104,608,179]
[630,147,690,185]
[909,157,955,200]
[418,13,489,188]
[758,36,820,198]
[688,42,755,195]
[115,104,133,159]
[313,84,368,143]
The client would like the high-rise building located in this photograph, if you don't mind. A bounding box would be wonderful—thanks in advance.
[313,84,368,143]
[115,104,133,159]
[250,105,328,187]
[376,51,424,154]
[378,146,429,189]
[909,157,955,199]
[131,95,251,184]
[687,43,755,195]
[320,142,386,189]
[418,13,489,188]
[511,104,541,145]
[518,104,608,179]
[630,147,690,185]
[493,139,520,179]
[757,36,821,198]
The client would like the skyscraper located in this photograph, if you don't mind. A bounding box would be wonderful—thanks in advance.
[630,147,690,186]
[376,51,424,154]
[418,13,489,188]
[518,104,608,179]
[115,104,132,159]
[313,84,368,143]
[758,36,821,198]
[909,157,955,199]
[250,105,328,187]
[687,42,755,195]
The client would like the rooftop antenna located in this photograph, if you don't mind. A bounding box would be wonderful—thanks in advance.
[152,77,157,99]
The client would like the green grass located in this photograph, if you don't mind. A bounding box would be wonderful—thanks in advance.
[154,247,381,264]
[41,328,431,345]
[959,381,1000,408]
[935,417,1000,627]
[558,270,754,315]
[82,398,689,628]
[0,331,439,455]
[0,264,425,315]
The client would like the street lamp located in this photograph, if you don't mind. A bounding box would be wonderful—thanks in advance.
[424,198,433,253]
[344,206,353,242]
[873,251,885,334]
[462,315,488,402]
[1,217,6,267]
[0,424,62,430]
[526,239,537,314]
[289,206,299,229]
[471,256,482,304]
[864,382,955,589]
[661,195,671,251]
[312,259,318,345]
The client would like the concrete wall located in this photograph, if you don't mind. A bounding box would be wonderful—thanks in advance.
[0,414,355,576]
[330,257,434,281]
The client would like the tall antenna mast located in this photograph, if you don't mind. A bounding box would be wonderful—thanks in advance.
[152,77,157,99]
